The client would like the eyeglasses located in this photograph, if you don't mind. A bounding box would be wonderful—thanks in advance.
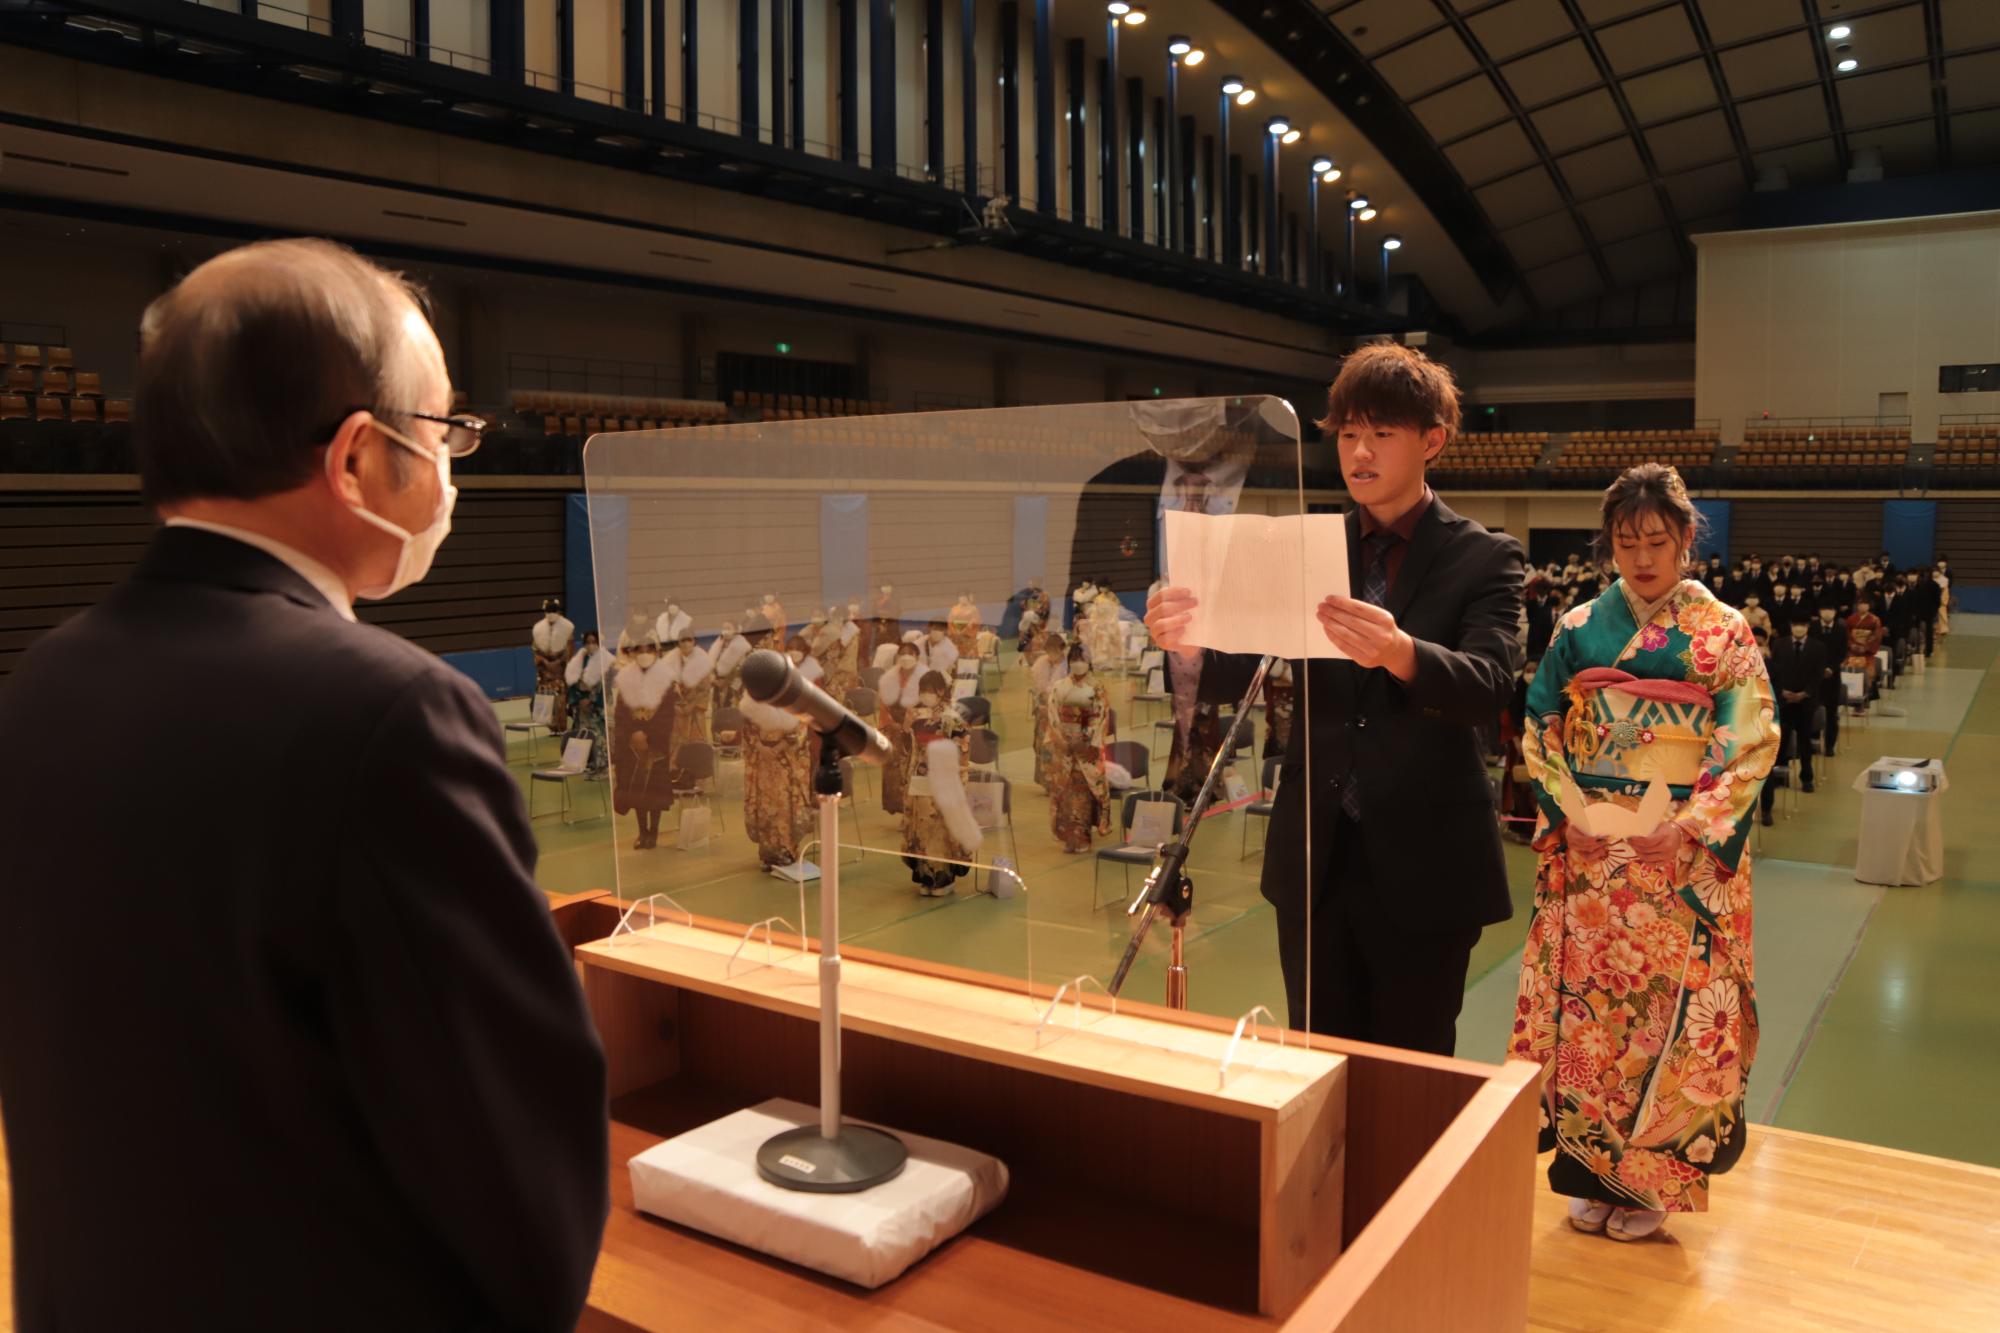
[336,407,488,458]
[390,409,487,458]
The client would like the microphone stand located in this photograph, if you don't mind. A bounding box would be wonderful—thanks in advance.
[1109,654,1275,1007]
[756,737,909,1192]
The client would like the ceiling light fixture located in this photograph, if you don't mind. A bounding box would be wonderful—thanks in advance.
[1349,194,1369,211]
[1167,35,1191,55]
[1837,57,1858,72]
[1358,207,1378,221]
[1183,48,1205,66]
[1221,76,1244,95]
[1236,88,1257,106]
[1382,234,1403,250]
[1311,156,1334,174]
[1828,24,1851,39]
[1282,129,1301,144]
[1266,116,1290,137]
[1106,1,1129,13]
[1122,6,1146,24]
[1321,167,1343,183]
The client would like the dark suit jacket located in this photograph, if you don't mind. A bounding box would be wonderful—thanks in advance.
[0,528,608,1332]
[1770,634,1828,700]
[1200,497,1524,935]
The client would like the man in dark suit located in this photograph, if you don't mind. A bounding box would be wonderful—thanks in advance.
[0,239,607,1331]
[1146,345,1523,1055]
[1762,618,1828,822]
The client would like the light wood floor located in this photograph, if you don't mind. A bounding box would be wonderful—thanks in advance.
[3,1111,1997,1329]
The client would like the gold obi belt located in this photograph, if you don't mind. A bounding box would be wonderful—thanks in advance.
[1564,667,1715,789]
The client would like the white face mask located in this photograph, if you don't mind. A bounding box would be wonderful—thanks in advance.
[338,417,455,600]
[1069,660,1088,676]
[544,612,559,624]
[789,651,805,665]
[919,692,940,707]
[929,631,944,643]
[898,656,917,670]
[635,652,659,669]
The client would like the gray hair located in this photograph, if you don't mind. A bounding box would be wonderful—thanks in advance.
[135,238,433,506]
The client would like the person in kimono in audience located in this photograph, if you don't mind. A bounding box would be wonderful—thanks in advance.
[666,631,713,759]
[1512,464,1777,1244]
[758,591,787,642]
[819,604,863,703]
[709,619,753,712]
[876,640,926,815]
[532,598,575,732]
[922,620,959,679]
[900,670,979,895]
[562,629,611,775]
[1045,644,1113,852]
[740,687,814,871]
[947,592,982,660]
[1028,632,1068,789]
[655,599,691,646]
[786,634,825,686]
[611,632,677,850]
[868,582,902,661]
[1014,576,1052,654]
[1842,593,1886,714]
[1261,656,1295,765]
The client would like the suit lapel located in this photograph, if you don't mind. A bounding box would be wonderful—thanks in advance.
[1384,497,1458,622]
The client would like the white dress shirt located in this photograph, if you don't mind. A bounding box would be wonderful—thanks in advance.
[163,517,356,621]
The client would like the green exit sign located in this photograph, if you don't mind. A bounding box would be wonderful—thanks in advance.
[775,342,792,355]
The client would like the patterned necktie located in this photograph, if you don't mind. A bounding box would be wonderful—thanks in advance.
[1342,527,1403,818]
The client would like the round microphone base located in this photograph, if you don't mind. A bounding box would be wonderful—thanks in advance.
[756,1124,909,1194]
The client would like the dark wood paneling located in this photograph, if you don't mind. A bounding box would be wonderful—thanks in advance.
[0,491,569,676]
[1729,499,1882,568]
[1934,499,2000,583]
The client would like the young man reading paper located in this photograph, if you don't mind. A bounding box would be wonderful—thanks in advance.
[1145,344,1524,1054]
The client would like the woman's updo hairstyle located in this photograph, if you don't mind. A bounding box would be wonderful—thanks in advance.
[1594,463,1703,573]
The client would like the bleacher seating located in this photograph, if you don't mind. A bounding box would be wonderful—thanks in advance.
[729,390,889,422]
[1732,425,1909,488]
[1548,429,1718,488]
[508,389,728,437]
[1431,432,1544,488]
[1931,423,2000,488]
[0,341,130,472]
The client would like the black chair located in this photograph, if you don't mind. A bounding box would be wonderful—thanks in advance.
[859,665,885,692]
[1241,756,1282,858]
[956,694,993,727]
[1105,740,1149,788]
[1093,788,1186,909]
[968,727,1000,769]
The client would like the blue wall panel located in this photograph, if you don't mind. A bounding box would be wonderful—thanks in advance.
[1882,499,1936,572]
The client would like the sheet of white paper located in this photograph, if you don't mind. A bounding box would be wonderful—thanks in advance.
[1163,509,1352,660]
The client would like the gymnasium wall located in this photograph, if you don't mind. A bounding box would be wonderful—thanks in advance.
[1695,212,2000,440]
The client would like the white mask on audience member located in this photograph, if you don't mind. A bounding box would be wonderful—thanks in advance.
[919,692,940,707]
[635,651,658,668]
[1069,660,1089,677]
[789,650,805,666]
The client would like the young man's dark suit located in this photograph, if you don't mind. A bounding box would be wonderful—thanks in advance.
[1763,631,1828,812]
[1810,615,1847,756]
[1197,493,1523,1055]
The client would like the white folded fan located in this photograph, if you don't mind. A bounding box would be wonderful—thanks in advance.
[629,1098,1009,1288]
[1558,775,1673,838]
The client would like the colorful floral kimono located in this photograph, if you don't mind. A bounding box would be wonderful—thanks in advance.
[610,660,677,819]
[1046,676,1113,852]
[823,620,862,704]
[1261,659,1295,767]
[1028,650,1065,789]
[1512,578,1778,1213]
[1843,610,1885,694]
[1018,588,1052,652]
[1082,594,1126,670]
[532,615,574,732]
[667,645,713,761]
[901,700,978,891]
[740,699,813,868]
[563,646,611,775]
[947,599,982,659]
[876,663,923,815]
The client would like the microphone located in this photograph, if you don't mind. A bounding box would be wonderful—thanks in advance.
[740,649,893,766]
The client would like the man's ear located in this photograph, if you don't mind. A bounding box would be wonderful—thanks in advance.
[322,410,376,506]
[1423,425,1448,463]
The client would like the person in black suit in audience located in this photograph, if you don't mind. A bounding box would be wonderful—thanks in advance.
[1810,603,1846,757]
[1778,580,1811,638]
[1911,565,1941,656]
[1823,568,1856,614]
[1524,573,1557,661]
[1763,616,1828,823]
[0,239,608,1332]
[1765,580,1793,638]
[1146,344,1523,1055]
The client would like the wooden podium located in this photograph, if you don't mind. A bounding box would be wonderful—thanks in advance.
[551,892,1538,1332]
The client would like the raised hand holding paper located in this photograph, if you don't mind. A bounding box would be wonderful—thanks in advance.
[1162,509,1352,659]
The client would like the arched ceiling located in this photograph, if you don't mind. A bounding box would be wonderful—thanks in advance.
[1225,0,2000,330]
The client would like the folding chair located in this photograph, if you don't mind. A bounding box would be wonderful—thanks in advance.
[529,738,607,824]
[1093,789,1187,910]
[670,742,724,839]
[1105,740,1149,790]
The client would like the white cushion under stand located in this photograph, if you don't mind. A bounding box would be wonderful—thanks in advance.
[628,1098,1009,1288]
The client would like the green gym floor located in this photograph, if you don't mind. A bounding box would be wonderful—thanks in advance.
[506,614,2000,1170]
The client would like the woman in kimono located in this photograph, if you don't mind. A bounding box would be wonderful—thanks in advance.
[611,633,677,850]
[876,641,925,816]
[740,691,814,870]
[901,670,980,895]
[710,620,752,712]
[655,599,692,646]
[1842,593,1886,714]
[1511,464,1778,1243]
[1261,656,1295,766]
[667,632,713,757]
[563,630,611,775]
[947,592,982,660]
[1028,632,1068,789]
[786,634,825,686]
[1016,577,1052,654]
[820,605,863,703]
[531,598,574,732]
[1045,644,1113,852]
[1082,587,1126,670]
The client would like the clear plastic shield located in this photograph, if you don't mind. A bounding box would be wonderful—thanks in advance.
[582,398,1322,1036]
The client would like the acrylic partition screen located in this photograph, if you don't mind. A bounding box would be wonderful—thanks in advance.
[583,397,1323,1034]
